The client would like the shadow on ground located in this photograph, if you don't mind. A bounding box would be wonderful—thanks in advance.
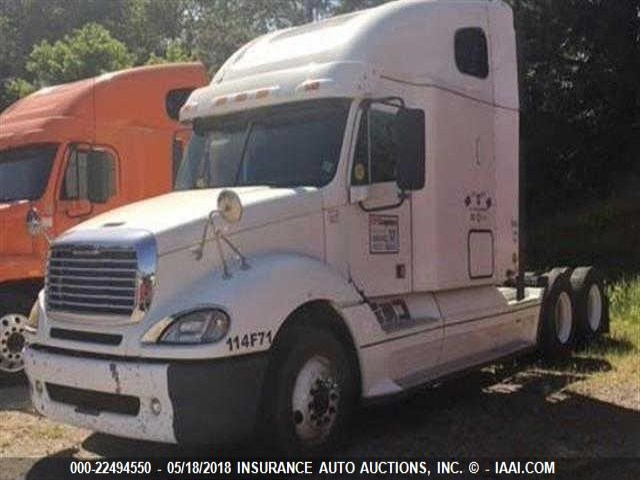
[346,356,639,458]
[23,353,640,479]
[575,334,636,357]
[0,372,30,411]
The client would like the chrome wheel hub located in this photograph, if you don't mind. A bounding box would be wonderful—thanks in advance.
[291,355,340,443]
[586,284,603,332]
[554,291,572,345]
[0,313,27,373]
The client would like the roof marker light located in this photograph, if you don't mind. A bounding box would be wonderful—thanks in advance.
[213,96,228,106]
[255,89,270,99]
[303,80,321,91]
[180,101,198,117]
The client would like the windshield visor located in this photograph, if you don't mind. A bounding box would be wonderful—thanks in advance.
[175,99,350,190]
[0,144,58,202]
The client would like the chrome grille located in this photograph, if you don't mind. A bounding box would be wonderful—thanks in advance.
[46,245,138,316]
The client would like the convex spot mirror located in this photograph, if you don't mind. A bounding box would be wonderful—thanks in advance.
[217,189,243,224]
[394,108,426,191]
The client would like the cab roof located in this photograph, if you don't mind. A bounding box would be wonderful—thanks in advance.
[0,62,207,133]
[183,0,515,121]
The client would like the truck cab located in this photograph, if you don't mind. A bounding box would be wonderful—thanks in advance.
[24,0,606,455]
[0,63,207,374]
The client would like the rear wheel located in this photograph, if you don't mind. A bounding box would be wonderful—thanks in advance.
[570,267,608,342]
[263,325,357,457]
[539,269,576,357]
[0,290,33,376]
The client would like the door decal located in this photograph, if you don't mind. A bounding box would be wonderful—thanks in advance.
[369,214,399,254]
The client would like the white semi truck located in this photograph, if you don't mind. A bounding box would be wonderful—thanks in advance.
[24,0,608,455]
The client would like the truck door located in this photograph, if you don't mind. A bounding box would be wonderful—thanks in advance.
[347,103,412,297]
[55,144,119,235]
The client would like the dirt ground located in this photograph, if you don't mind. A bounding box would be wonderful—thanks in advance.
[1,352,638,480]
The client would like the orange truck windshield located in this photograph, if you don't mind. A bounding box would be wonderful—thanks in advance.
[0,144,58,202]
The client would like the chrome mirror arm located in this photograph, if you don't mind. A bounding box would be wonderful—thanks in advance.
[192,209,251,278]
[193,210,219,260]
[219,234,250,270]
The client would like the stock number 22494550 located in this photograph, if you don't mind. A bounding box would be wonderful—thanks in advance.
[226,331,273,352]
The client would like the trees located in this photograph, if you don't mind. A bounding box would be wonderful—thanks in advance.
[4,23,134,102]
[0,0,393,108]
[512,0,640,218]
[27,23,134,86]
[0,0,193,107]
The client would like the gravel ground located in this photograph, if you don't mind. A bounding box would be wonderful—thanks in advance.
[1,354,638,480]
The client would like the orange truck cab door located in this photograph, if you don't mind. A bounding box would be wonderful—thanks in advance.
[55,144,120,235]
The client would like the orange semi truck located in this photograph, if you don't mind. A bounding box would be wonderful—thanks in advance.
[0,62,207,375]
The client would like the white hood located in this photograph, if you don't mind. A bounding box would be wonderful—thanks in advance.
[65,186,323,254]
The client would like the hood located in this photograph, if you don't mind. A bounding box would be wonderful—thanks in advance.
[63,186,324,255]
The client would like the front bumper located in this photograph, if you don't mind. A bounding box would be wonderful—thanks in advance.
[24,345,269,445]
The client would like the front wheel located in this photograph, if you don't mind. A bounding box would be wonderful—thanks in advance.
[0,290,33,377]
[263,326,357,457]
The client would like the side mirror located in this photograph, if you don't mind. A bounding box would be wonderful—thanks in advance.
[65,199,92,218]
[395,108,426,191]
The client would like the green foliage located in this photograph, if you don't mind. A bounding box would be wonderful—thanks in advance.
[26,23,134,86]
[111,0,194,63]
[609,278,640,328]
[5,78,36,101]
[146,40,195,65]
[583,278,640,360]
[513,0,640,218]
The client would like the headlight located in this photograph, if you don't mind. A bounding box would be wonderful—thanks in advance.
[159,308,230,344]
[25,301,40,334]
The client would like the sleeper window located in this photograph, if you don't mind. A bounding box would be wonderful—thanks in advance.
[454,27,489,79]
[166,88,195,121]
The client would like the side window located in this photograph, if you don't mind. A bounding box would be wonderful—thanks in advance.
[352,107,398,185]
[166,88,195,121]
[454,27,489,79]
[61,147,116,203]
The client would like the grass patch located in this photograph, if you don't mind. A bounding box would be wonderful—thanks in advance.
[569,278,640,409]
[586,278,640,358]
[37,424,67,441]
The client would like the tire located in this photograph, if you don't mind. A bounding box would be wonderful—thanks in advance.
[262,325,357,457]
[570,267,609,342]
[538,268,576,357]
[0,290,33,377]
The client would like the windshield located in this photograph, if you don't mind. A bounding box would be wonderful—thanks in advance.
[175,99,350,190]
[0,144,58,202]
